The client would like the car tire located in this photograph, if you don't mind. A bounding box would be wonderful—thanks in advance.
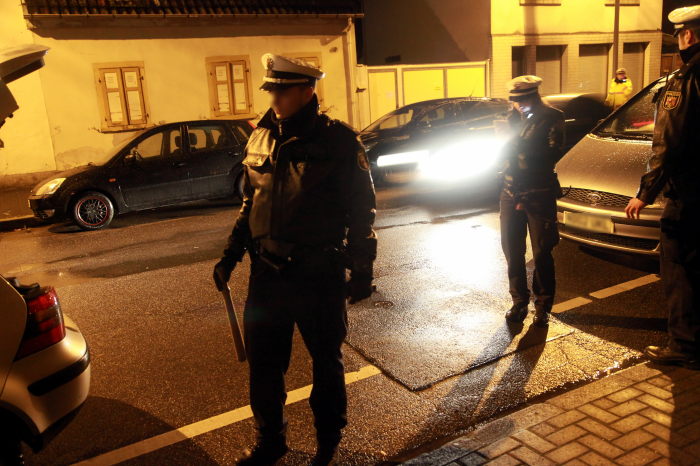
[234,172,246,200]
[71,191,115,230]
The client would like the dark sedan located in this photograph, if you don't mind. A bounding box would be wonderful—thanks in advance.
[29,119,253,230]
[359,97,511,185]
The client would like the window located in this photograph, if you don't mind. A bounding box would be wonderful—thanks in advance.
[206,56,253,119]
[458,101,509,129]
[595,78,667,139]
[418,105,454,127]
[366,107,415,131]
[130,126,182,159]
[520,0,561,4]
[186,124,234,154]
[132,132,163,159]
[229,121,254,144]
[94,62,150,132]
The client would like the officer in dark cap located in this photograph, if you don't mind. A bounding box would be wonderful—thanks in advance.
[626,5,700,369]
[213,53,377,465]
[500,75,565,328]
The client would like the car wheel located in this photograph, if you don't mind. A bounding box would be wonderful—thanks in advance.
[72,191,115,230]
[235,172,246,200]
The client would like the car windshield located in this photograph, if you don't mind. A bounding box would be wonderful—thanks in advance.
[594,76,668,140]
[364,106,418,132]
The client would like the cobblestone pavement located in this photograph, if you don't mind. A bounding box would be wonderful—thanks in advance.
[402,362,700,465]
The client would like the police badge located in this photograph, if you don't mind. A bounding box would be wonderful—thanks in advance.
[663,90,682,110]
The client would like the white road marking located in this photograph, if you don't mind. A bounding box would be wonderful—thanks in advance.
[589,274,660,300]
[73,365,381,466]
[551,297,593,314]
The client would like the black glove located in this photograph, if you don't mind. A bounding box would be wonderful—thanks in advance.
[213,258,236,292]
[347,272,373,304]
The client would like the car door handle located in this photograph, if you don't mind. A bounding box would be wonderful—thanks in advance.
[174,162,187,168]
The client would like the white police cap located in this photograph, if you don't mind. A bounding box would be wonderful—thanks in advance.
[260,53,325,91]
[506,75,543,101]
[669,5,700,35]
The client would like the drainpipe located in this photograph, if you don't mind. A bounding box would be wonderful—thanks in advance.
[341,17,357,128]
[612,0,620,73]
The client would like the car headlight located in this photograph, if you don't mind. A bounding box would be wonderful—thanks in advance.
[34,178,66,196]
[418,137,507,181]
[376,150,429,168]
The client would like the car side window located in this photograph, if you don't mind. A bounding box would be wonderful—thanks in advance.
[229,122,253,144]
[131,131,164,159]
[187,124,235,154]
[418,104,454,127]
[164,127,184,157]
[459,102,507,129]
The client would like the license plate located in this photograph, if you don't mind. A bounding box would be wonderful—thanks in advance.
[563,211,614,234]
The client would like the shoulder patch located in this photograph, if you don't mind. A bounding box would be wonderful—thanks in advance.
[662,90,682,111]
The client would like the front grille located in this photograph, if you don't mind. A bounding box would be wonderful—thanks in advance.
[561,187,632,208]
[560,225,659,251]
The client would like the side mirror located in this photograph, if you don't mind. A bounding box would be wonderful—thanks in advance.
[124,149,140,164]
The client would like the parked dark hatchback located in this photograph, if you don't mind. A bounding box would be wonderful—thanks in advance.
[29,119,253,230]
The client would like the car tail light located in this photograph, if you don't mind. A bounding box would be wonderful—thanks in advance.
[15,287,66,360]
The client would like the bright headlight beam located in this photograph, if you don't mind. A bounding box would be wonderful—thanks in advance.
[418,137,507,181]
[376,150,429,168]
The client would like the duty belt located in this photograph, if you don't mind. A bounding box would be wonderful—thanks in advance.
[253,238,345,273]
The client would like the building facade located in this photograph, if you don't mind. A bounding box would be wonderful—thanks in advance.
[0,0,362,178]
[358,0,662,127]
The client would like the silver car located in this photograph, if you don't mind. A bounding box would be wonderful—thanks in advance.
[556,75,669,255]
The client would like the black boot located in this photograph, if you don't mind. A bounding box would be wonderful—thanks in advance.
[644,345,700,370]
[533,308,550,327]
[310,439,340,466]
[236,440,288,466]
[505,303,528,323]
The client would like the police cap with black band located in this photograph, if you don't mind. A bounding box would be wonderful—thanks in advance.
[260,53,325,91]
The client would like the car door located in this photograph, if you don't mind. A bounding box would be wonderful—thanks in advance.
[116,125,192,210]
[185,122,243,199]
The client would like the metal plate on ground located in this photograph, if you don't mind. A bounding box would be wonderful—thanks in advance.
[345,213,575,391]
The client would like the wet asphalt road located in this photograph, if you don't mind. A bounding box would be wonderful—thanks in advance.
[0,180,666,465]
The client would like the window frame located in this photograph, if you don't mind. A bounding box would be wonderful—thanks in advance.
[184,122,237,155]
[94,61,151,133]
[206,55,255,120]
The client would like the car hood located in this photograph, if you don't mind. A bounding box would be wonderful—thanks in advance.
[31,164,98,194]
[557,134,653,198]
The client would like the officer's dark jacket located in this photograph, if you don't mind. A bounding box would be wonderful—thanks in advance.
[502,102,565,194]
[222,95,377,274]
[637,43,700,205]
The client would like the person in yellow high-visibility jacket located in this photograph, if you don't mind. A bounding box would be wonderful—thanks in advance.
[605,67,633,110]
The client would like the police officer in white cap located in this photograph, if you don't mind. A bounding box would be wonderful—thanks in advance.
[214,54,377,464]
[626,5,700,369]
[500,75,565,328]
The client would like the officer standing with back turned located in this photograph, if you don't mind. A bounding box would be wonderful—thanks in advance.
[626,5,700,370]
[213,54,377,465]
[500,75,565,328]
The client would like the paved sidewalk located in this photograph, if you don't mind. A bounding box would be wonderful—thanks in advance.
[402,362,700,465]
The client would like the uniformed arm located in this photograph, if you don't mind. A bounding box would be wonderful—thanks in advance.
[221,167,254,265]
[545,112,566,163]
[636,76,699,204]
[344,136,378,276]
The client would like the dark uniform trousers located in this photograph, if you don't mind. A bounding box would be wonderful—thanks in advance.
[499,189,560,311]
[660,198,700,355]
[244,250,348,444]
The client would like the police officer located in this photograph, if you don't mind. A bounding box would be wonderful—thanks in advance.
[605,67,633,110]
[213,54,377,465]
[626,5,700,369]
[500,75,565,328]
